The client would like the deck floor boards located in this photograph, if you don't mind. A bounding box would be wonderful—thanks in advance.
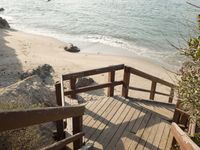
[82,96,174,150]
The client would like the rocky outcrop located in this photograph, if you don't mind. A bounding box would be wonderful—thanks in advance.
[0,8,5,11]
[20,64,54,84]
[0,17,10,29]
[64,43,80,53]
[76,77,95,88]
[0,75,56,149]
[0,75,56,106]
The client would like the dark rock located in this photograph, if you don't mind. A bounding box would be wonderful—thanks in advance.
[0,8,5,11]
[0,17,10,29]
[20,64,54,84]
[64,43,80,53]
[76,77,95,88]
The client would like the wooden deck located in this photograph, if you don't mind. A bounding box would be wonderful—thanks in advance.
[83,96,173,150]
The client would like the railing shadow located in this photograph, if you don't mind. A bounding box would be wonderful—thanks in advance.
[83,96,171,149]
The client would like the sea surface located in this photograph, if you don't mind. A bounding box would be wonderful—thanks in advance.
[0,0,199,69]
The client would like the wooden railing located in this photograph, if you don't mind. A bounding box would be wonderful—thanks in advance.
[171,123,200,150]
[62,64,125,99]
[62,64,176,103]
[173,108,190,130]
[122,66,175,103]
[0,105,85,150]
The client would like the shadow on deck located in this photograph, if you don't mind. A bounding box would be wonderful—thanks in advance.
[82,96,174,150]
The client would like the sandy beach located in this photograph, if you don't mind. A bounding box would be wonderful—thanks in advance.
[0,29,177,103]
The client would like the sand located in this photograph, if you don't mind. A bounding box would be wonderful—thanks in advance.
[0,29,177,103]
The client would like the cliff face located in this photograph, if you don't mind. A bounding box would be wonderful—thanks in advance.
[0,74,57,149]
[0,75,56,107]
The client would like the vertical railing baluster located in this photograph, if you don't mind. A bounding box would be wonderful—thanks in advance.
[122,66,130,98]
[70,77,77,99]
[107,71,115,97]
[55,82,66,143]
[168,87,174,103]
[73,116,83,150]
[150,81,156,100]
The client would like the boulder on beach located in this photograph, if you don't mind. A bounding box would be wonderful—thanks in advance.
[64,43,80,53]
[76,77,95,88]
[0,17,10,29]
[0,8,5,12]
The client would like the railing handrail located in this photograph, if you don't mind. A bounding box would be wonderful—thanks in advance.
[62,64,124,80]
[123,66,175,103]
[0,105,85,132]
[127,66,175,87]
[171,122,200,150]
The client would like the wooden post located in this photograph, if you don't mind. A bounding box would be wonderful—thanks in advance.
[107,71,115,97]
[72,116,83,150]
[55,82,66,142]
[168,87,174,103]
[149,81,156,100]
[122,66,130,98]
[172,108,180,123]
[70,78,77,99]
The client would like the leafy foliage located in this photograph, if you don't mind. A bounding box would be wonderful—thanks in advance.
[178,61,200,126]
[177,14,200,146]
[182,36,200,61]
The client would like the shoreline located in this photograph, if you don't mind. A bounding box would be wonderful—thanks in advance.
[8,25,181,71]
[0,28,177,102]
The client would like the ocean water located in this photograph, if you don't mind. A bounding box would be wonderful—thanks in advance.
[0,0,199,69]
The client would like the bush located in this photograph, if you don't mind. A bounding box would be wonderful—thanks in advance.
[178,61,200,126]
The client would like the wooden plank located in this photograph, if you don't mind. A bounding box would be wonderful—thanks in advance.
[143,116,161,150]
[87,97,126,145]
[73,116,83,149]
[149,81,157,100]
[0,105,85,132]
[64,81,123,96]
[107,71,115,97]
[158,122,171,150]
[62,64,124,80]
[136,113,157,150]
[85,97,119,142]
[129,66,175,88]
[83,97,114,137]
[83,97,109,125]
[83,99,102,121]
[106,103,136,149]
[122,66,131,98]
[121,109,146,150]
[93,99,129,149]
[103,101,132,149]
[171,123,200,150]
[41,132,84,150]
[129,86,151,93]
[128,110,151,149]
[129,86,171,97]
[115,106,143,150]
[70,77,77,99]
[151,119,166,150]
[164,129,174,150]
